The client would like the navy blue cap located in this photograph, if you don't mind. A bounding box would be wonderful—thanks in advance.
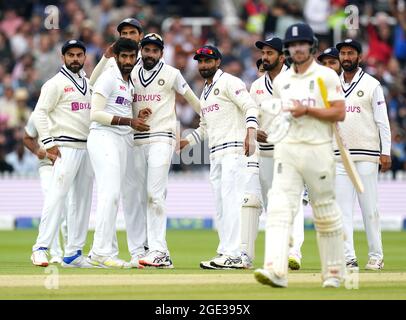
[317,47,339,62]
[140,33,164,49]
[61,40,86,55]
[117,18,143,34]
[336,38,362,53]
[193,45,222,60]
[255,37,283,53]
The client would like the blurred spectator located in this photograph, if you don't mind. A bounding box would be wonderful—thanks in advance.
[5,141,37,175]
[0,8,23,38]
[365,12,393,66]
[0,146,14,174]
[240,0,268,34]
[0,31,14,72]
[33,33,60,84]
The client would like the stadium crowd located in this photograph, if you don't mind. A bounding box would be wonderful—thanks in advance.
[0,0,405,177]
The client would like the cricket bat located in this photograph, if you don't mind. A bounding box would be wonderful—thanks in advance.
[317,77,364,193]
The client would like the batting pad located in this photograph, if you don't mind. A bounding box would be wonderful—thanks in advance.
[313,200,345,281]
[240,193,261,259]
[264,190,293,278]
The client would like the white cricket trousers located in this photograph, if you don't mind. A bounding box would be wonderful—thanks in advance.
[259,155,304,257]
[33,147,93,257]
[129,142,174,254]
[336,161,383,261]
[38,165,68,257]
[88,129,135,257]
[210,153,247,257]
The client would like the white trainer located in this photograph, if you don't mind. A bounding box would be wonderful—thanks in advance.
[31,248,49,267]
[200,254,226,270]
[254,268,288,288]
[322,277,341,288]
[61,255,96,268]
[139,251,174,269]
[50,256,62,264]
[288,254,301,270]
[88,254,131,269]
[241,253,254,269]
[365,258,384,271]
[210,255,244,269]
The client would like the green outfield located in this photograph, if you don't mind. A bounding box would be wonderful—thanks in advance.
[0,229,405,299]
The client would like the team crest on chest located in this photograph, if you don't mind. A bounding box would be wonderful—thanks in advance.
[309,80,314,92]
[158,79,165,86]
[214,88,220,95]
[357,90,364,97]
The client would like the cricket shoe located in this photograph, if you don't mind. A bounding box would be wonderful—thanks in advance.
[322,277,341,288]
[139,251,174,269]
[200,254,228,270]
[365,258,384,271]
[61,251,96,268]
[50,256,62,264]
[31,247,49,267]
[210,255,244,269]
[241,253,254,269]
[88,253,131,269]
[288,254,301,270]
[254,268,288,288]
[129,252,147,269]
[346,258,359,271]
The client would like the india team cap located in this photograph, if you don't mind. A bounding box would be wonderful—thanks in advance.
[193,45,222,60]
[61,39,86,55]
[117,18,143,34]
[140,33,164,49]
[336,38,362,53]
[255,37,283,53]
[317,47,339,62]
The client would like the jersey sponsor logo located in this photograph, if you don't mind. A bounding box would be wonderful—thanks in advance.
[119,85,126,91]
[133,94,162,102]
[296,97,316,107]
[256,90,264,94]
[71,102,90,111]
[64,86,75,93]
[235,88,246,95]
[201,103,219,115]
[115,96,132,106]
[346,105,361,113]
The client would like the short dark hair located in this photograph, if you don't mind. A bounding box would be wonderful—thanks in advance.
[113,37,139,55]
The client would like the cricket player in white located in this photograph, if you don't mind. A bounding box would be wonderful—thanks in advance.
[31,40,94,268]
[249,37,305,270]
[335,39,391,271]
[128,33,201,268]
[180,45,258,269]
[254,23,346,288]
[24,114,67,264]
[87,38,149,269]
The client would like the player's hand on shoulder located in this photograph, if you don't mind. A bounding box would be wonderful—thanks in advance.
[46,146,61,165]
[379,155,392,172]
[256,130,268,143]
[131,118,150,131]
[138,108,152,119]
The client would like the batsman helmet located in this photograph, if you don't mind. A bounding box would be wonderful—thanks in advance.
[283,23,315,46]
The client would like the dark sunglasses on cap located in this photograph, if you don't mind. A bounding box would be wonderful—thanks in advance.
[196,47,214,55]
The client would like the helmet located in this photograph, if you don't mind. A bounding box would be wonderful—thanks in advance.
[284,23,314,46]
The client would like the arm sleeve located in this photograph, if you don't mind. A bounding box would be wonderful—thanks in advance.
[226,77,259,129]
[24,114,38,138]
[33,80,62,149]
[324,69,345,102]
[371,85,391,155]
[89,56,110,87]
[90,93,114,125]
[185,114,207,146]
[183,89,201,114]
[93,71,114,98]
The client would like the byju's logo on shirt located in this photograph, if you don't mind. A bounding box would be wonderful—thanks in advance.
[115,96,132,106]
[202,104,220,115]
[133,94,162,102]
[71,102,90,111]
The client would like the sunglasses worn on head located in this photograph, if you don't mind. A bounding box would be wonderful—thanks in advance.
[196,47,214,55]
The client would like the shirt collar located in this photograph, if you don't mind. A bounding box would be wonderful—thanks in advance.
[62,65,86,79]
[290,59,318,78]
[141,59,164,73]
[339,67,363,85]
[204,69,223,87]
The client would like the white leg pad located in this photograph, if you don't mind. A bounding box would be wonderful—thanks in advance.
[264,189,293,279]
[313,200,345,282]
[240,193,261,259]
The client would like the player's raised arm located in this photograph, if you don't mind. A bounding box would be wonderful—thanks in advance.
[89,43,114,87]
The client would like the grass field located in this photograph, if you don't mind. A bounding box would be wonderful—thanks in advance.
[0,229,405,300]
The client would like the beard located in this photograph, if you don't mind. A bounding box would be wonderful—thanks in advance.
[199,67,217,79]
[142,56,159,70]
[341,60,358,72]
[262,59,279,71]
[117,61,134,75]
[66,62,84,73]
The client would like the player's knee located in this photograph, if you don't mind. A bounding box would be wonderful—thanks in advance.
[312,200,342,234]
